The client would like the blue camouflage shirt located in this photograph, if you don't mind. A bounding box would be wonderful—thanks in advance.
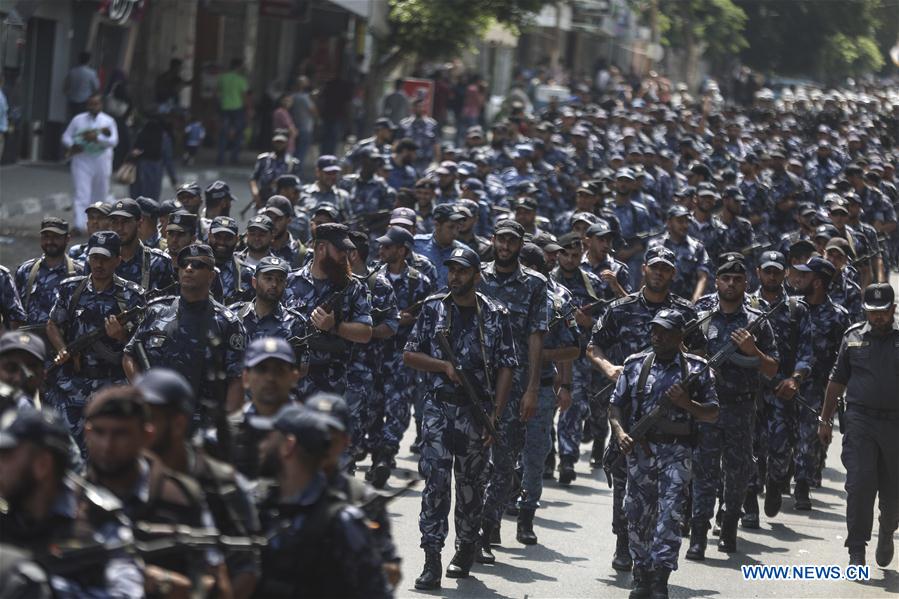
[15,255,83,325]
[479,261,549,366]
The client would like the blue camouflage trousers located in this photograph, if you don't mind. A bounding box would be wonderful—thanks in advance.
[748,397,767,493]
[377,351,417,453]
[602,439,629,535]
[692,400,754,522]
[419,395,492,550]
[557,360,594,460]
[48,373,122,455]
[518,385,558,510]
[764,392,797,488]
[482,373,526,528]
[625,441,692,570]
[794,382,825,484]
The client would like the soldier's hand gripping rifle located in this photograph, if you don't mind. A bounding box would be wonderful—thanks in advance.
[48,304,148,374]
[611,299,783,468]
[434,330,498,440]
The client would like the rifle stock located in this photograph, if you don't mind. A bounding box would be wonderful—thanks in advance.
[434,330,497,439]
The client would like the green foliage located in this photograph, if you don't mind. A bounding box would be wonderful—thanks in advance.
[630,0,747,62]
[821,34,885,79]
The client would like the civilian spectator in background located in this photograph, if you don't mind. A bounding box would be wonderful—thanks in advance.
[290,76,318,169]
[64,52,100,119]
[104,69,133,171]
[155,58,192,114]
[319,74,354,156]
[183,114,205,166]
[272,94,298,155]
[457,74,485,145]
[130,107,176,201]
[383,79,410,126]
[216,57,250,165]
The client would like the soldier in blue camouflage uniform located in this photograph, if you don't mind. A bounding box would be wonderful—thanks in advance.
[209,216,255,305]
[199,180,235,242]
[738,153,773,242]
[825,239,864,322]
[68,201,112,259]
[299,155,352,220]
[478,219,548,561]
[648,205,712,302]
[414,204,466,290]
[611,168,657,290]
[45,231,145,449]
[550,232,604,484]
[388,207,439,284]
[748,251,815,524]
[368,227,434,487]
[0,265,26,329]
[717,187,759,288]
[688,255,779,559]
[122,243,247,448]
[15,217,83,327]
[344,116,395,170]
[610,309,719,599]
[98,197,176,292]
[262,195,307,268]
[689,184,728,267]
[228,256,308,348]
[404,246,517,588]
[250,129,302,210]
[588,245,705,571]
[789,257,849,509]
[767,148,805,237]
[517,243,579,545]
[342,148,396,219]
[401,96,440,172]
[283,223,373,398]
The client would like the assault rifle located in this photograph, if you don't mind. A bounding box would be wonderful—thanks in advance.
[434,330,498,440]
[739,240,775,256]
[611,299,783,468]
[548,297,614,329]
[48,304,148,374]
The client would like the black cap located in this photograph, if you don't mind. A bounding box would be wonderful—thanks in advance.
[514,196,538,211]
[276,174,302,190]
[159,198,183,215]
[166,210,198,233]
[494,219,525,239]
[760,251,786,270]
[789,239,817,258]
[86,201,112,215]
[272,128,289,143]
[135,196,160,217]
[571,212,597,226]
[305,393,350,433]
[40,217,69,235]
[264,195,294,218]
[205,180,233,204]
[245,337,295,368]
[519,242,546,271]
[557,232,583,249]
[246,214,274,232]
[317,155,341,172]
[255,256,290,275]
[586,221,614,238]
[376,226,415,250]
[176,182,202,197]
[85,390,149,422]
[717,253,746,275]
[135,368,195,414]
[443,246,481,270]
[176,243,215,267]
[0,331,47,361]
[249,404,331,456]
[667,205,691,219]
[313,203,341,220]
[862,283,895,310]
[0,408,71,460]
[87,230,121,257]
[644,246,676,268]
[532,232,563,252]
[433,204,464,223]
[650,308,687,331]
[210,216,239,236]
[389,206,415,226]
[374,117,395,129]
[109,198,141,219]
[814,224,838,240]
[314,222,355,251]
[794,256,836,282]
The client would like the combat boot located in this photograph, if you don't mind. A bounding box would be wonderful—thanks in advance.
[446,542,475,578]
[558,456,577,486]
[741,492,760,529]
[650,567,670,599]
[543,450,556,479]
[794,480,812,511]
[717,512,739,553]
[628,566,653,599]
[370,450,393,489]
[876,527,895,568]
[764,478,782,517]
[612,532,633,571]
[517,508,538,545]
[685,521,709,561]
[476,524,496,564]
[414,549,442,590]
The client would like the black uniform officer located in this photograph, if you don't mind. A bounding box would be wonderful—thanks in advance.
[820,283,899,567]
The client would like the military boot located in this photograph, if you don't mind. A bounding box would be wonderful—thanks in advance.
[717,512,739,553]
[543,450,556,480]
[517,508,538,545]
[685,521,709,561]
[764,478,782,517]
[876,527,895,568]
[370,450,393,489]
[650,567,670,599]
[558,456,577,486]
[414,549,442,590]
[612,532,633,571]
[628,566,653,599]
[741,492,760,529]
[476,524,496,564]
[446,542,475,578]
[794,480,811,511]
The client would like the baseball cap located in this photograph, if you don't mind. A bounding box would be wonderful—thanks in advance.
[0,331,47,362]
[667,205,691,219]
[586,221,614,238]
[616,168,635,181]
[276,174,302,190]
[135,368,195,415]
[571,212,597,226]
[87,231,121,257]
[312,203,340,220]
[814,224,838,240]
[462,178,484,192]
[40,217,69,235]
[789,239,817,258]
[793,256,836,282]
[760,251,786,270]
[255,256,290,275]
[109,198,141,219]
[717,253,746,275]
[376,226,415,250]
[514,196,538,212]
[85,201,112,215]
[532,232,563,252]
[697,182,718,197]
[644,246,676,268]
[85,388,149,422]
[135,196,160,217]
[443,246,481,270]
[317,155,342,172]
[519,243,547,271]
[389,207,416,227]
[862,283,895,310]
[210,216,239,236]
[205,180,233,204]
[304,393,350,433]
[176,182,202,197]
[272,128,289,143]
[650,308,687,331]
[494,219,526,239]
[176,243,215,267]
[374,117,395,129]
[0,408,71,459]
[246,214,274,232]
[245,337,295,368]
[825,237,851,257]
[557,232,583,249]
[159,198,183,215]
[264,195,294,218]
[314,222,355,251]
[249,404,331,456]
[433,204,464,223]
[167,211,198,233]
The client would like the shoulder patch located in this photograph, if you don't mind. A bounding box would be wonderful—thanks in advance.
[521,265,547,283]
[60,274,88,286]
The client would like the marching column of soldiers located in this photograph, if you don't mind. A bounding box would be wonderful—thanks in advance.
[0,80,898,598]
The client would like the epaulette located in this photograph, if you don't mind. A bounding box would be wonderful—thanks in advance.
[256,151,273,160]
[623,349,652,364]
[0,265,9,275]
[520,265,547,283]
[477,292,508,314]
[118,279,145,295]
[148,294,177,306]
[424,292,450,304]
[845,321,866,333]
[146,246,171,261]
[59,274,88,286]
[669,294,694,309]
[407,265,421,280]
[609,293,640,309]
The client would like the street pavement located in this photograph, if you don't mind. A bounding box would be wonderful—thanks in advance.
[0,159,897,597]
